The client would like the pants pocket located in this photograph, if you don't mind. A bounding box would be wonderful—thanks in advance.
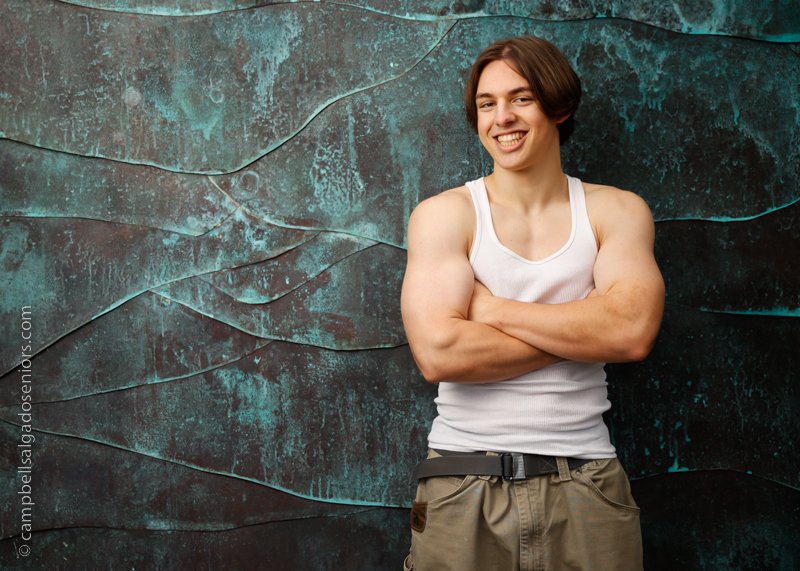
[575,458,640,513]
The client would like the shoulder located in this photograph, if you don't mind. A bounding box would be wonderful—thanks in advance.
[410,185,473,220]
[407,185,475,248]
[583,182,651,212]
[582,182,655,242]
[583,182,653,220]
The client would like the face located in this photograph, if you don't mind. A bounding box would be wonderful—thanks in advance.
[474,59,562,172]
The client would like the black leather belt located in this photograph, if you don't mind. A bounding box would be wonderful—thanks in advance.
[412,449,592,481]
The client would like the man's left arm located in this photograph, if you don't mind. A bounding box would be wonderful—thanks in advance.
[468,189,665,363]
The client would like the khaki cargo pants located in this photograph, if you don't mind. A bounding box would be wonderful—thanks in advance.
[404,450,642,571]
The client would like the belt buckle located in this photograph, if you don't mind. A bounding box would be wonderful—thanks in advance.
[501,452,526,480]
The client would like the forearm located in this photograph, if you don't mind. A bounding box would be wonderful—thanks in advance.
[408,317,559,384]
[481,292,661,363]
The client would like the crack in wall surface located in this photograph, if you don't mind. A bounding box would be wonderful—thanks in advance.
[196,242,381,304]
[52,0,800,42]
[656,196,800,224]
[1,341,274,405]
[0,418,409,508]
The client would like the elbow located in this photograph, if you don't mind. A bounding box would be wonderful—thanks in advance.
[614,326,659,363]
[410,333,460,384]
[412,352,440,383]
[603,283,664,363]
[420,366,444,384]
[609,300,664,362]
[415,351,452,384]
[619,340,654,363]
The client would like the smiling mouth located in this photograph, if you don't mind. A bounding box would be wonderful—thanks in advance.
[495,132,526,148]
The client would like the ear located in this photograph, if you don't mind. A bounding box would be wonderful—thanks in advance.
[554,113,570,125]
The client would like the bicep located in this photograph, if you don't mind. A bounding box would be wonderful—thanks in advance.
[402,252,474,320]
[592,193,664,302]
[400,200,475,347]
[590,193,665,358]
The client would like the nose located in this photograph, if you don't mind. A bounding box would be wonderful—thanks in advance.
[495,100,516,126]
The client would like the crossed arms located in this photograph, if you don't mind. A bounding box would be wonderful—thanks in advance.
[400,185,665,384]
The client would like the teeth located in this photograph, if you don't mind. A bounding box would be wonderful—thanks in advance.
[497,132,524,146]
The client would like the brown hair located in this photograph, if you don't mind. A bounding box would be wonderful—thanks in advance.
[464,36,581,144]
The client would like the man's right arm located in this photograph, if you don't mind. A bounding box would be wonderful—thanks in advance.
[400,190,559,384]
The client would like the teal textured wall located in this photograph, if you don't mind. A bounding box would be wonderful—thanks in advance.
[1,1,798,569]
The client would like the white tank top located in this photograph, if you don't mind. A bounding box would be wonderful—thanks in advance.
[427,176,616,459]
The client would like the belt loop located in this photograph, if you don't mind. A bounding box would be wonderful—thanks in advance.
[480,451,498,480]
[556,457,572,482]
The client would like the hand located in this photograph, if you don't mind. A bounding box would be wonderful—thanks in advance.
[468,280,497,325]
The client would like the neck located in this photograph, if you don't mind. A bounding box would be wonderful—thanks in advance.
[486,149,566,209]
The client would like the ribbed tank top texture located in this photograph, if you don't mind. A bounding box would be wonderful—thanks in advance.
[427,176,616,458]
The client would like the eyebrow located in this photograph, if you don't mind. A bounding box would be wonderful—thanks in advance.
[475,86,534,100]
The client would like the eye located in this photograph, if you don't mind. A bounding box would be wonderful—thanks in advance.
[477,101,494,109]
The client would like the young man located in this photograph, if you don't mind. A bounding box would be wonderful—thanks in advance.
[400,36,665,571]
